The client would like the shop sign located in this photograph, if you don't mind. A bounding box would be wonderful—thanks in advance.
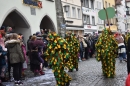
[99,26,103,29]
[87,25,91,28]
[60,24,66,29]
[23,0,42,8]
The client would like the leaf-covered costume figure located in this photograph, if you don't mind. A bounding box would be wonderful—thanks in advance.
[44,32,71,86]
[65,33,75,72]
[125,32,130,74]
[125,33,130,47]
[95,28,118,78]
[71,34,80,71]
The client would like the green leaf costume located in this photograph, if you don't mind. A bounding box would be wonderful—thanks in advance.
[65,33,79,71]
[95,28,118,78]
[44,32,71,86]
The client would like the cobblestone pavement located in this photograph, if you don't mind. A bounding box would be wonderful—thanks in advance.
[69,58,127,86]
[3,58,127,86]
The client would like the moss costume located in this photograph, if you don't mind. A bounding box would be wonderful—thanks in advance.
[71,34,79,71]
[96,28,118,78]
[65,33,74,71]
[45,32,71,86]
[125,33,130,74]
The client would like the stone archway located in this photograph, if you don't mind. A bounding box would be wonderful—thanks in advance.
[40,15,56,32]
[2,9,31,44]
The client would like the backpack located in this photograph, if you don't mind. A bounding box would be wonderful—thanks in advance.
[82,39,87,48]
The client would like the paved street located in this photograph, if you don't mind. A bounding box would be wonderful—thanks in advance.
[69,58,127,86]
[3,58,127,86]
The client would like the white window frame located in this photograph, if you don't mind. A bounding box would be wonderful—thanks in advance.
[77,8,81,19]
[83,14,87,24]
[86,15,90,24]
[72,7,76,18]
[91,0,94,9]
[82,0,89,8]
[66,6,71,17]
[92,16,95,25]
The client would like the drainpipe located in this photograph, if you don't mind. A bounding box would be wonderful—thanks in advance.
[80,0,84,35]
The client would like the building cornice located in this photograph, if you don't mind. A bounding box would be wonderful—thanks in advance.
[46,0,54,2]
[66,25,84,28]
[61,1,81,7]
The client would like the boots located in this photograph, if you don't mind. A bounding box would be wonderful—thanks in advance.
[76,68,78,71]
[66,80,71,86]
[68,69,73,72]
[39,70,45,75]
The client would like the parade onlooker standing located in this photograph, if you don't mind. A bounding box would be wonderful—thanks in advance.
[115,32,127,62]
[79,36,84,61]
[28,36,45,75]
[0,32,7,85]
[5,33,24,85]
[18,34,28,78]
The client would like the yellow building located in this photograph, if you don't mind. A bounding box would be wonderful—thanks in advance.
[103,0,117,32]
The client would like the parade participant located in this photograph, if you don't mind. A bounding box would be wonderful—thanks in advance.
[44,32,71,86]
[96,28,118,78]
[126,30,130,74]
[64,31,74,72]
[71,34,79,71]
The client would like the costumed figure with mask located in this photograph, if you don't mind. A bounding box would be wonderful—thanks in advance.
[126,30,130,74]
[64,31,74,72]
[44,32,71,86]
[71,34,79,71]
[95,28,118,78]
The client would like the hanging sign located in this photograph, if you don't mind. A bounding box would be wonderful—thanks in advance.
[23,0,42,8]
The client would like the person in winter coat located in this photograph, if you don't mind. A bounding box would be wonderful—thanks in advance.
[79,37,84,60]
[115,32,127,62]
[18,34,28,78]
[28,36,45,75]
[5,33,24,85]
[0,45,7,85]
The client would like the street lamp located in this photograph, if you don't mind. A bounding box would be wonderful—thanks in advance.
[63,5,69,12]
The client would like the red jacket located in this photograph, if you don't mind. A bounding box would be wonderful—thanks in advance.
[126,74,130,86]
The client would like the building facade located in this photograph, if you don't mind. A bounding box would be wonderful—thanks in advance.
[82,0,98,34]
[103,0,117,32]
[95,0,104,33]
[0,0,57,43]
[115,0,127,33]
[126,0,130,31]
[61,0,84,35]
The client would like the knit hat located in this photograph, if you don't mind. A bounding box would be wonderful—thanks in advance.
[36,32,41,36]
